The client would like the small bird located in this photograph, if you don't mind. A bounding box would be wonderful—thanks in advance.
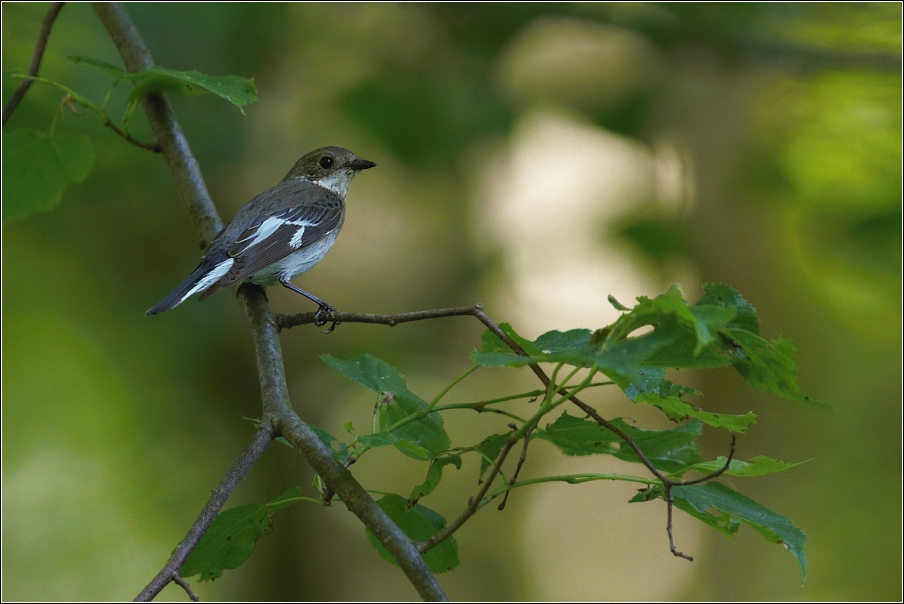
[146,146,376,325]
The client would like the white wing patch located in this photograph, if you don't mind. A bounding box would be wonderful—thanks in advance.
[179,258,235,305]
[233,215,315,254]
[289,225,306,248]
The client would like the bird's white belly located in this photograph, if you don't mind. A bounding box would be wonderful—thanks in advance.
[247,229,339,285]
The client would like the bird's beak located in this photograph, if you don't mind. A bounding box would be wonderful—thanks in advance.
[351,158,377,171]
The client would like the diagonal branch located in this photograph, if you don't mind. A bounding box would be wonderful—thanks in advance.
[135,422,275,601]
[95,3,446,601]
[2,2,65,126]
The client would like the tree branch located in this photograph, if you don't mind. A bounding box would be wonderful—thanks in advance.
[95,4,446,599]
[94,2,222,247]
[134,423,275,601]
[237,284,449,601]
[2,2,65,126]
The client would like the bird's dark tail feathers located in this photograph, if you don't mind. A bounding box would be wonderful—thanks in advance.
[145,261,221,316]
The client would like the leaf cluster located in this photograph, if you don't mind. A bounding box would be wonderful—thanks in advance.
[182,284,817,584]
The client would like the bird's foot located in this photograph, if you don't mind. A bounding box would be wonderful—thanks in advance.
[314,303,340,334]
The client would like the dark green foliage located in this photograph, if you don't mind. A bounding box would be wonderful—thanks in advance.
[181,488,302,582]
[366,494,460,574]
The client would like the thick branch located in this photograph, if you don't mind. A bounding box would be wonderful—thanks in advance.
[2,2,65,126]
[238,285,449,601]
[96,3,445,600]
[134,423,275,601]
[94,2,222,246]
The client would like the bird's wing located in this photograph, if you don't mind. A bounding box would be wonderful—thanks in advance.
[198,183,343,298]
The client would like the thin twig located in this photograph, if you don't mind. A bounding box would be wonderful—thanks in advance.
[498,427,533,510]
[665,486,692,561]
[134,423,275,601]
[275,305,481,331]
[419,439,517,553]
[171,574,201,602]
[2,2,65,126]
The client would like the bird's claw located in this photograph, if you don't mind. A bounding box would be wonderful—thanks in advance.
[314,304,340,334]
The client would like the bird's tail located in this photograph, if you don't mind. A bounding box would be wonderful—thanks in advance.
[145,257,234,316]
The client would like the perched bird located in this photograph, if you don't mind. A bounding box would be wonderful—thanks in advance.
[146,146,376,325]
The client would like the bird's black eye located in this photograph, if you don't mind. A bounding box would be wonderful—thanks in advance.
[319,156,333,169]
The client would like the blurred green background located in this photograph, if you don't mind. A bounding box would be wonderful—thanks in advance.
[2,3,900,600]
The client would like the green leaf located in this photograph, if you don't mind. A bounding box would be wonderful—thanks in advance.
[534,328,594,355]
[409,455,462,502]
[534,414,704,473]
[2,129,93,221]
[324,354,451,460]
[309,425,351,462]
[67,55,125,79]
[671,482,808,583]
[685,455,806,477]
[724,330,829,408]
[695,283,761,334]
[123,66,257,114]
[475,433,511,479]
[479,328,510,353]
[181,487,302,581]
[321,354,408,393]
[357,432,400,448]
[379,391,450,460]
[366,494,459,573]
[622,367,757,432]
[470,350,544,367]
[498,322,543,357]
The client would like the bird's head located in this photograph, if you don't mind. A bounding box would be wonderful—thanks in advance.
[284,146,377,197]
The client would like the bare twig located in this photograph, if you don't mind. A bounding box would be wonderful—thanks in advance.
[134,423,275,601]
[275,305,481,331]
[419,439,518,553]
[665,487,692,561]
[171,572,201,602]
[2,2,65,126]
[498,427,533,511]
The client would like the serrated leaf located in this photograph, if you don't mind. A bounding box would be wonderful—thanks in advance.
[671,482,808,583]
[409,455,462,502]
[686,455,806,477]
[621,367,757,432]
[122,66,257,114]
[534,414,704,472]
[2,129,93,221]
[724,330,829,408]
[366,494,459,573]
[181,487,301,582]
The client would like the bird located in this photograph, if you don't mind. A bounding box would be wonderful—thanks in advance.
[145,146,376,327]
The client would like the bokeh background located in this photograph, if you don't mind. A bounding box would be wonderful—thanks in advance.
[3,3,901,601]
